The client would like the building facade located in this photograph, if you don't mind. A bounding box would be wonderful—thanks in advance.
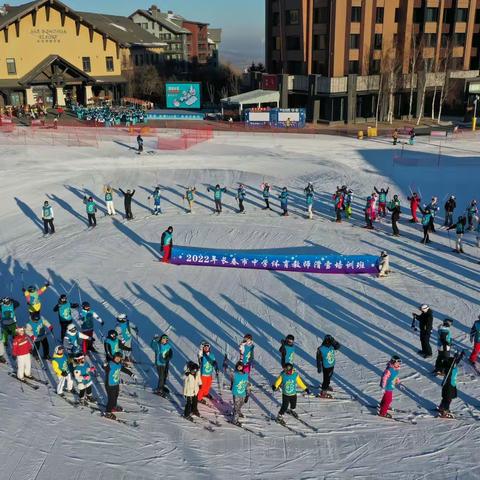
[182,19,210,63]
[265,0,480,123]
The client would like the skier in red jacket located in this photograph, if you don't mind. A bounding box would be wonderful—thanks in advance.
[408,192,420,223]
[12,326,33,380]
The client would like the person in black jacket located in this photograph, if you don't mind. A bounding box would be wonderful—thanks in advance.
[119,188,135,220]
[387,194,401,237]
[412,304,433,358]
[443,195,456,227]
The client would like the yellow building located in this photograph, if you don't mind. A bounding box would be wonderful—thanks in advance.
[0,0,165,107]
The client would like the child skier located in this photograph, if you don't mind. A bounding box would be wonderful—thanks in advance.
[79,302,104,354]
[305,189,314,219]
[272,363,309,423]
[261,183,272,210]
[160,226,174,263]
[183,187,196,213]
[378,355,402,418]
[364,196,374,229]
[103,185,116,216]
[104,351,136,419]
[148,187,162,215]
[434,319,453,376]
[53,294,79,341]
[469,315,480,366]
[316,335,341,398]
[51,345,74,395]
[443,195,456,227]
[236,184,246,214]
[378,251,391,278]
[42,200,55,234]
[239,334,254,374]
[12,326,33,380]
[197,342,218,402]
[25,311,53,359]
[407,192,420,223]
[334,188,344,223]
[63,324,90,357]
[387,194,401,236]
[151,333,173,395]
[183,361,202,420]
[374,187,389,217]
[1,296,20,346]
[279,334,295,368]
[447,216,467,253]
[83,196,97,227]
[466,200,478,231]
[279,187,289,216]
[207,184,227,214]
[104,329,127,362]
[115,314,138,363]
[230,361,249,426]
[344,189,353,220]
[419,207,432,244]
[72,352,96,404]
[23,283,49,318]
[439,351,464,418]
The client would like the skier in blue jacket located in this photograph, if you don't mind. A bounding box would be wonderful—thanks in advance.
[151,334,173,395]
[279,187,289,216]
[207,184,227,214]
[104,351,135,419]
[316,335,341,398]
[279,335,295,368]
[230,361,249,426]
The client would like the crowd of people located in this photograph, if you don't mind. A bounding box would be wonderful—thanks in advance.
[71,104,147,127]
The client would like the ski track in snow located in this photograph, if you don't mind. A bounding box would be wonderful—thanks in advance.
[0,131,480,479]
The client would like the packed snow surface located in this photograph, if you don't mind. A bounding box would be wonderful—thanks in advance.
[0,130,479,480]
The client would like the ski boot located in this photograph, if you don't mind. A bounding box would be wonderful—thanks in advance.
[378,412,393,419]
[192,410,200,417]
[319,390,333,399]
[275,414,285,425]
[112,406,123,413]
[184,414,194,422]
[199,399,207,405]
[104,412,117,420]
[232,420,242,427]
[86,394,97,404]
[288,409,298,419]
[239,413,245,419]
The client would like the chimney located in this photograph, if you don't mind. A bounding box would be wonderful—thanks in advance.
[149,5,160,19]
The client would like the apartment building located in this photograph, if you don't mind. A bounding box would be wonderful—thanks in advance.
[265,0,480,123]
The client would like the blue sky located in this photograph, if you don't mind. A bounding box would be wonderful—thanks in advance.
[11,0,265,68]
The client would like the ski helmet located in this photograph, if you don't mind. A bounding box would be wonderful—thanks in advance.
[66,324,77,334]
[73,352,85,362]
[2,297,11,304]
[28,285,36,293]
[285,334,295,345]
[82,302,91,311]
[390,355,401,365]
[284,363,294,372]
[187,361,199,372]
[54,345,64,355]
[31,312,40,321]
[160,334,169,342]
[323,335,334,346]
[117,314,127,322]
[420,304,429,312]
[443,318,453,327]
[59,294,67,304]
[243,334,253,342]
[235,361,244,371]
[380,250,388,257]
[108,330,117,339]
[202,342,211,351]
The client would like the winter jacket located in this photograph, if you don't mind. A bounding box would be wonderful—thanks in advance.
[63,330,89,355]
[115,321,137,345]
[73,361,94,389]
[237,188,246,201]
[52,352,69,377]
[445,198,456,213]
[239,341,254,365]
[470,320,480,343]
[150,339,173,366]
[273,370,307,396]
[199,352,218,376]
[25,316,52,340]
[12,334,32,357]
[183,370,202,397]
[231,371,249,397]
[380,363,400,391]
[84,199,96,214]
[119,189,135,206]
[416,310,433,333]
[262,185,270,198]
[53,301,79,323]
[105,361,133,387]
[79,309,102,331]
[160,230,173,250]
[316,340,341,371]
[437,325,452,351]
[42,205,54,220]
[279,342,295,367]
[1,300,20,326]
[24,285,48,313]
[208,187,227,200]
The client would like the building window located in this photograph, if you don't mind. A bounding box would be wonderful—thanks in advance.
[351,6,361,22]
[106,56,114,72]
[443,9,454,23]
[287,61,302,74]
[6,58,16,74]
[313,34,327,50]
[272,36,280,49]
[425,33,437,47]
[349,34,360,49]
[394,8,401,23]
[441,33,450,47]
[272,12,279,26]
[286,9,299,25]
[472,33,480,48]
[376,7,384,24]
[425,8,438,22]
[374,34,382,49]
[453,33,466,46]
[348,60,359,74]
[82,57,91,72]
[476,9,480,23]
[286,35,300,50]
[456,9,468,22]
[371,59,381,74]
[413,8,423,23]
[313,7,328,23]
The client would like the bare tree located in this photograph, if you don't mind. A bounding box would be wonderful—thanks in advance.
[416,43,433,126]
[408,35,420,121]
[437,39,454,123]
[207,82,216,104]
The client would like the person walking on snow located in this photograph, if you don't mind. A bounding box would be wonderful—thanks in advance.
[53,294,79,341]
[63,324,90,357]
[207,184,227,214]
[12,326,33,380]
[344,189,353,220]
[334,188,344,223]
[387,194,401,236]
[239,334,255,375]
[374,187,389,217]
[279,334,295,368]
[160,226,173,263]
[197,342,218,402]
[119,188,135,220]
[236,184,246,214]
[137,134,144,153]
[72,352,96,404]
[469,315,480,366]
[378,355,402,418]
[151,333,173,396]
[42,200,55,234]
[83,196,97,227]
[434,319,453,376]
[23,282,49,318]
[305,189,314,219]
[103,185,116,216]
[279,187,289,216]
[79,302,104,354]
[104,351,136,419]
[183,187,196,213]
[25,311,53,359]
[447,216,466,253]
[183,361,202,420]
[230,361,249,426]
[115,314,138,363]
[316,335,341,398]
[51,345,74,395]
[378,251,391,278]
[412,304,433,358]
[272,363,310,422]
[364,196,374,229]
[426,197,439,232]
[419,207,432,244]
[466,200,478,231]
[148,187,162,215]
[407,192,420,223]
[1,296,20,346]
[261,183,272,210]
[443,195,456,227]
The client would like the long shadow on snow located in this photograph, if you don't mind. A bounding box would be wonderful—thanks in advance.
[14,197,43,230]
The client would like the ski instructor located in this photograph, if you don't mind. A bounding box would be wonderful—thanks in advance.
[160,226,173,263]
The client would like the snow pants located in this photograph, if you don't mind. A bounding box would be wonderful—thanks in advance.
[410,206,418,223]
[421,226,430,243]
[184,395,198,417]
[156,364,169,392]
[456,233,463,251]
[307,204,313,219]
[435,350,450,374]
[322,366,334,392]
[43,218,55,234]
[263,198,270,209]
[87,213,96,227]
[470,342,480,363]
[106,384,119,412]
[78,384,92,400]
[197,375,213,401]
[378,203,386,216]
[162,245,172,263]
[34,337,50,359]
[153,203,161,215]
[238,199,245,213]
[440,384,456,412]
[214,199,222,213]
[379,390,393,416]
[336,207,342,222]
[392,214,400,236]
[233,396,246,423]
[187,200,194,213]
[444,211,453,227]
[279,394,297,415]
[60,321,70,342]
[420,330,432,356]
[124,203,133,220]
[16,353,31,380]
[106,200,116,216]
[2,323,16,344]
[56,373,74,395]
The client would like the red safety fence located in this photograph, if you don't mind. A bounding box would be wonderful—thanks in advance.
[157,128,214,150]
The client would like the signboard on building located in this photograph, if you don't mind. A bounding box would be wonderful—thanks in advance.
[261,74,278,91]
[166,83,201,109]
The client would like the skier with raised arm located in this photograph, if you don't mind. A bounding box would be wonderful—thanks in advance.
[374,187,389,217]
[148,187,162,215]
[79,302,104,354]
[119,188,135,220]
[23,282,49,318]
[115,314,138,363]
[151,333,173,396]
[207,184,227,214]
[53,294,79,340]
[103,185,116,216]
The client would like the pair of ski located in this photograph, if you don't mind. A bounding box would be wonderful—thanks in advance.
[100,412,139,428]
[183,414,217,432]
[8,372,48,390]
